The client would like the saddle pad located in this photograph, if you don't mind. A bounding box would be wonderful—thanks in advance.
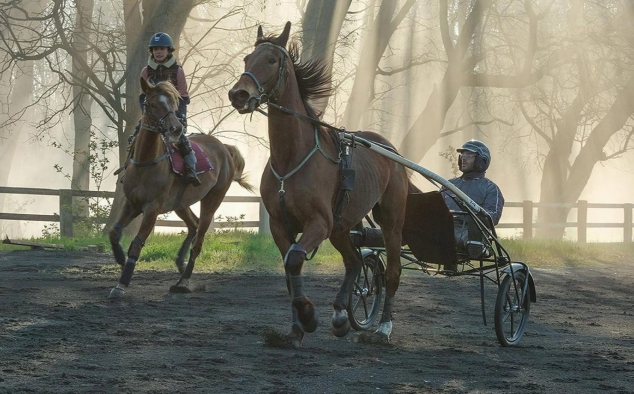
[168,141,214,176]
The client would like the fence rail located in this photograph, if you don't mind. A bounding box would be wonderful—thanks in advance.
[0,187,269,237]
[0,187,632,242]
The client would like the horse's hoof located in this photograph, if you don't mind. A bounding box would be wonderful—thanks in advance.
[293,297,318,333]
[108,287,125,299]
[175,262,186,275]
[169,285,192,294]
[263,328,303,349]
[332,310,351,338]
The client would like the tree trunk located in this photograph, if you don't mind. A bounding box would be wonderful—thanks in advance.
[0,0,40,225]
[71,0,95,220]
[398,0,489,162]
[106,0,198,235]
[536,77,634,239]
[341,0,417,130]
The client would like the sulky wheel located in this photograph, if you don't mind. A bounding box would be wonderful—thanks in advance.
[494,270,531,346]
[347,252,385,331]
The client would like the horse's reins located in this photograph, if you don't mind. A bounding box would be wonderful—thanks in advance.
[130,95,180,168]
[242,42,365,247]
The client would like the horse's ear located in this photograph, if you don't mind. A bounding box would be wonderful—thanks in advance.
[140,77,150,94]
[277,21,291,47]
[257,25,263,40]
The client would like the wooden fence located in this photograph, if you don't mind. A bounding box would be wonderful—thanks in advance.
[0,187,269,238]
[0,187,633,242]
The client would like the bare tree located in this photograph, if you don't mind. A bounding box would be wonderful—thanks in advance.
[0,0,43,218]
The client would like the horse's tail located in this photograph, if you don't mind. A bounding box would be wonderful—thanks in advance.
[224,144,256,193]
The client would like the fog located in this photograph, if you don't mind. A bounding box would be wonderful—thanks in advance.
[2,0,633,243]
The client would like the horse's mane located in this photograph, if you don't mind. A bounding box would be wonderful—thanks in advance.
[147,80,180,110]
[256,37,332,119]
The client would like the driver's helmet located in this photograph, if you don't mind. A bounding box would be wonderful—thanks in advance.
[457,140,491,172]
[148,32,174,51]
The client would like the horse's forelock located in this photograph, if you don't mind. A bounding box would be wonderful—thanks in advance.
[150,81,180,110]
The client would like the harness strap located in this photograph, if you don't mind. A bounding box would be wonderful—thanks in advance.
[269,124,340,185]
[333,135,356,223]
[269,125,341,244]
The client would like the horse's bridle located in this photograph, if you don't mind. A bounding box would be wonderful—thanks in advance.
[241,42,289,105]
[141,93,180,135]
[129,92,181,168]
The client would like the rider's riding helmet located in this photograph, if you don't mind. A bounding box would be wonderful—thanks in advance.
[148,32,174,52]
[457,140,491,173]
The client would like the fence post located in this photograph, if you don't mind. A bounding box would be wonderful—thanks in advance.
[522,200,533,240]
[59,189,73,238]
[259,199,270,235]
[578,200,587,244]
[625,203,633,243]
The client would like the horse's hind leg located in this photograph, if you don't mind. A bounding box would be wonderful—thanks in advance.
[170,192,226,293]
[173,206,199,274]
[328,231,363,338]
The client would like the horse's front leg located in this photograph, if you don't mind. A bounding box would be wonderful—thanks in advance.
[108,202,141,268]
[108,207,160,299]
[328,231,363,338]
[270,220,328,347]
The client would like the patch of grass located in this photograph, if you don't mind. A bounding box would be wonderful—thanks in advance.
[3,231,634,273]
[499,238,634,267]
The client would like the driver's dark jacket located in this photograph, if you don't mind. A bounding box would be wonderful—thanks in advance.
[441,172,504,225]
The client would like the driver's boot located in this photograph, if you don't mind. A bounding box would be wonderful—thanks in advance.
[179,135,201,187]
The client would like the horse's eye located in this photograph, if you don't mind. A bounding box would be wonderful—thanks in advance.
[268,57,277,64]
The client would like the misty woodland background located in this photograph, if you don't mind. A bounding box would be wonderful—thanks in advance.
[1,0,633,241]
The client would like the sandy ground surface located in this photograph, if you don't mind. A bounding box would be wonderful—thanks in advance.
[1,249,633,394]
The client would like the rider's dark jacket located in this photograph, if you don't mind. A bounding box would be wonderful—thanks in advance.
[441,171,505,225]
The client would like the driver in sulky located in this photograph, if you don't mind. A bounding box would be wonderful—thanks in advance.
[441,140,504,258]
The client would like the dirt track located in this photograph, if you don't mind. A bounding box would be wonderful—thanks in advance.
[1,249,633,393]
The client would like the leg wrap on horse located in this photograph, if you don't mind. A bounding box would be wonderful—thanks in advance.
[285,244,307,298]
[119,258,137,287]
[288,275,305,300]
[284,243,307,274]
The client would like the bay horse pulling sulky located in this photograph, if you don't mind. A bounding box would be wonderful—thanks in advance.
[109,78,254,299]
[229,22,412,347]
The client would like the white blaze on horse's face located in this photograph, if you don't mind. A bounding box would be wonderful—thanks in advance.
[228,44,285,114]
[148,93,183,144]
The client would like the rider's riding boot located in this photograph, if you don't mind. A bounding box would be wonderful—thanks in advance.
[179,135,201,187]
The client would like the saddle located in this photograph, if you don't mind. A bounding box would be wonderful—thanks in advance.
[167,141,214,177]
[114,139,213,178]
